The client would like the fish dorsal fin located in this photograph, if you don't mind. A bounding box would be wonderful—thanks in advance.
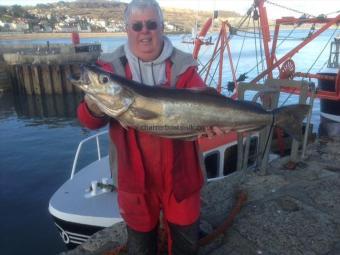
[130,107,159,120]
[187,87,221,95]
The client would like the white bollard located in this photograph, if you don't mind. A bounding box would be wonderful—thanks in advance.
[91,180,98,196]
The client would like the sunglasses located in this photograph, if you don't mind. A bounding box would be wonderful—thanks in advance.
[130,20,158,32]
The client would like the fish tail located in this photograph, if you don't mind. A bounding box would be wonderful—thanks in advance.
[273,104,310,142]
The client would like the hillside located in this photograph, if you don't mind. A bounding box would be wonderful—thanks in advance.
[163,7,240,31]
[0,0,241,32]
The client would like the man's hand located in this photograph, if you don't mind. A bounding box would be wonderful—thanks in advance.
[84,94,105,117]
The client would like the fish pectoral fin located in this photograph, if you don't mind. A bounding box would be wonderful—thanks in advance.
[117,119,129,130]
[131,107,159,120]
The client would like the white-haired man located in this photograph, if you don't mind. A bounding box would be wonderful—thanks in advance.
[78,1,206,254]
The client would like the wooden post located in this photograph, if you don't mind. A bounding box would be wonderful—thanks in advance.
[65,94,76,117]
[22,65,33,95]
[54,94,66,116]
[16,94,28,116]
[71,64,83,94]
[15,66,24,94]
[51,65,63,94]
[45,95,57,117]
[75,92,84,106]
[34,95,44,116]
[62,64,74,94]
[41,64,53,95]
[13,94,25,115]
[9,66,19,93]
[31,65,42,95]
[26,95,36,116]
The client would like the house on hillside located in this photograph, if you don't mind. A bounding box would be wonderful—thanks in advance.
[0,21,28,32]
[55,24,78,32]
[14,21,30,32]
[77,24,91,32]
[90,19,106,28]
[105,26,119,32]
[105,20,125,32]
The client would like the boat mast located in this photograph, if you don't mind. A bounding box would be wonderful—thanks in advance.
[256,0,273,79]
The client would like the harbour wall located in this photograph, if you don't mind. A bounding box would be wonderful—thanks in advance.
[0,43,101,95]
[0,61,11,93]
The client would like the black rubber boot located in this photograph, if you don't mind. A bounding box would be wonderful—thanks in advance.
[126,225,158,255]
[168,220,200,255]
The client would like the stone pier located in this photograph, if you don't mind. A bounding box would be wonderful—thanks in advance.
[61,137,340,255]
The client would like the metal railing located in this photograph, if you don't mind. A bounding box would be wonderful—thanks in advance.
[70,130,108,180]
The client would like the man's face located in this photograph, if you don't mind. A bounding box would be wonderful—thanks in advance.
[126,7,164,61]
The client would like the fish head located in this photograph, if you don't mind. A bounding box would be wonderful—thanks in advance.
[69,64,122,96]
[69,64,134,117]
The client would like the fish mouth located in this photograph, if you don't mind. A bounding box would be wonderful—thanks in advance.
[68,65,92,90]
[69,64,118,93]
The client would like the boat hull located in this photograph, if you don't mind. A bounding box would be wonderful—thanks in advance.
[52,217,103,249]
[318,71,340,136]
[49,156,123,248]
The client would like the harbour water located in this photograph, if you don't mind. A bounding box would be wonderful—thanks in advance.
[0,31,334,254]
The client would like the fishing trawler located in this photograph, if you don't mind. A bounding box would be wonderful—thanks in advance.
[49,0,340,248]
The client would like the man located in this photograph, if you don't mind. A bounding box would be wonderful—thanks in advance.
[77,0,206,254]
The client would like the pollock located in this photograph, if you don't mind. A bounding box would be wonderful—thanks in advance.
[70,65,310,140]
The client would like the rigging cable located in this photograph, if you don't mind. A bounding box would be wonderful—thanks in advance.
[236,5,255,32]
[244,23,299,77]
[235,15,251,73]
[199,2,255,87]
[209,42,229,87]
[317,60,329,73]
[325,10,340,16]
[304,25,339,77]
[279,26,338,107]
[265,0,316,18]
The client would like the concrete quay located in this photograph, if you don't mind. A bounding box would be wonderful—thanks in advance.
[61,137,340,255]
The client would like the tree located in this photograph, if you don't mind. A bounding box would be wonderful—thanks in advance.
[0,6,7,17]
[9,5,26,18]
[37,4,49,9]
[49,14,58,29]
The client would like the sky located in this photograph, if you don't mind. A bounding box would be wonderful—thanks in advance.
[1,0,339,19]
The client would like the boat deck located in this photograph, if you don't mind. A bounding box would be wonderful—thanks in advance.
[61,137,340,255]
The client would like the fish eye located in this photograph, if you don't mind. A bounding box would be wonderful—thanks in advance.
[99,74,109,84]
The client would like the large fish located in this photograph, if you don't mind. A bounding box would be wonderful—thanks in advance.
[70,65,310,140]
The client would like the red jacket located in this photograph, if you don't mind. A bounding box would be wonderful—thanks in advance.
[77,59,205,202]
